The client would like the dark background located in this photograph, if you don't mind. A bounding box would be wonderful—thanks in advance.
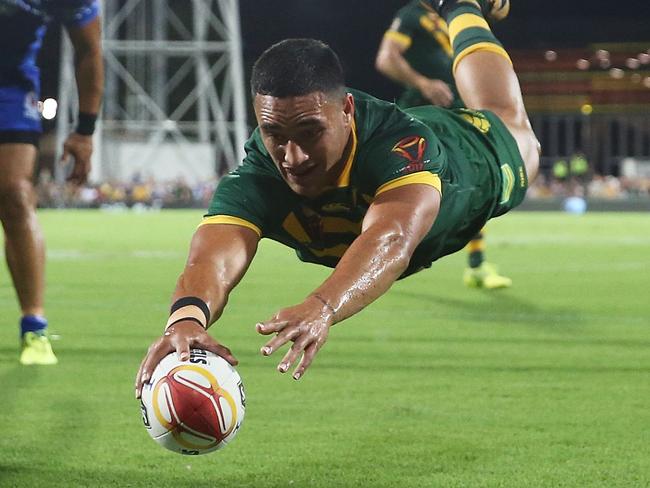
[237,0,649,101]
[39,0,649,104]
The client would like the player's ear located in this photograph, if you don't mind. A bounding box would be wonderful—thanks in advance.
[342,93,354,128]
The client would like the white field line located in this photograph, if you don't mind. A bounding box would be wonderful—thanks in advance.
[488,236,650,245]
[523,261,650,273]
[365,307,649,325]
[43,250,185,260]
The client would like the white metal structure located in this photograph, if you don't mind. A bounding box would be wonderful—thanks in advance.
[56,0,247,184]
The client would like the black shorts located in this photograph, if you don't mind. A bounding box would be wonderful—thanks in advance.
[0,130,40,147]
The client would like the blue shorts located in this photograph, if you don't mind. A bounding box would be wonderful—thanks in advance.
[0,86,42,144]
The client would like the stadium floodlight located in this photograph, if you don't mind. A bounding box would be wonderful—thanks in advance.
[42,98,58,120]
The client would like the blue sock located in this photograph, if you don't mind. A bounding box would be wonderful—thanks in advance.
[20,315,48,337]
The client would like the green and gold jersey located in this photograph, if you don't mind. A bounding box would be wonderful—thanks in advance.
[205,89,527,278]
[383,0,462,109]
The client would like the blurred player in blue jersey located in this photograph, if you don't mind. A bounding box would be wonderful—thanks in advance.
[0,1,104,365]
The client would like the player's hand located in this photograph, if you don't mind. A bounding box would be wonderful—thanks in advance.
[60,132,93,185]
[256,296,334,380]
[416,78,454,107]
[135,321,238,399]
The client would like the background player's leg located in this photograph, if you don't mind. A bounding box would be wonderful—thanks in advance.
[0,143,56,365]
[437,0,540,181]
[467,231,485,269]
[464,228,512,289]
[0,144,44,315]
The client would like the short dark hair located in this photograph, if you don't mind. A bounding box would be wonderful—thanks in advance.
[251,39,345,98]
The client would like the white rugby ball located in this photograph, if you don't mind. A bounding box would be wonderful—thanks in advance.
[140,349,245,455]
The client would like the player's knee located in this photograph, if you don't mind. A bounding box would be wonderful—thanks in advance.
[518,129,540,183]
[499,113,540,183]
[0,179,36,223]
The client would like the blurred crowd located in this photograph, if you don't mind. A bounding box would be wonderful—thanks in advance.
[35,158,650,210]
[527,173,650,200]
[36,170,217,209]
[527,154,650,201]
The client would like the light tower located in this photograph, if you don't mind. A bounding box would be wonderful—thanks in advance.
[56,0,248,185]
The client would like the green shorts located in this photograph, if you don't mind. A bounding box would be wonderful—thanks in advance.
[400,106,530,275]
[406,105,528,220]
[480,110,529,217]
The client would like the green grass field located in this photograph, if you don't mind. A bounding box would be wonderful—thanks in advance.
[0,210,648,488]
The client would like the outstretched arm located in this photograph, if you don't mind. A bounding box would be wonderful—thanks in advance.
[135,223,260,398]
[62,17,104,184]
[257,183,440,379]
[376,35,453,107]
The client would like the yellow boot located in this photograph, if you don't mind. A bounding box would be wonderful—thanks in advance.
[463,262,512,289]
[20,332,58,365]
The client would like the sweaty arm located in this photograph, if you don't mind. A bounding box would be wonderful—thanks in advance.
[135,223,260,398]
[375,35,453,107]
[257,183,440,379]
[61,17,104,183]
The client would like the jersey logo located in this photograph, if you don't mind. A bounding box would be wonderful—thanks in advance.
[392,136,428,174]
[282,209,363,260]
[458,109,491,134]
[500,164,515,204]
[303,208,324,241]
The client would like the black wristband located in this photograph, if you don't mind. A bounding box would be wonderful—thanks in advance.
[76,112,97,136]
[170,296,211,327]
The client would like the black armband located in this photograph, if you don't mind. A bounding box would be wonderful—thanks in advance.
[165,296,211,330]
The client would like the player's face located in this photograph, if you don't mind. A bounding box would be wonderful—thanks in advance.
[254,91,354,198]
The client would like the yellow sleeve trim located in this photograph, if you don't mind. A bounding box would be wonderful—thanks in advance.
[198,215,262,237]
[452,42,512,73]
[448,13,490,42]
[384,30,412,49]
[375,172,442,197]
